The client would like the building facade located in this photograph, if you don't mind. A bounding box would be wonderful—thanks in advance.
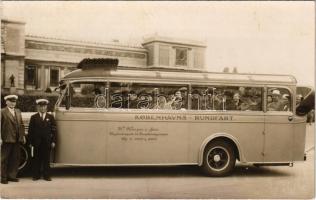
[1,19,206,94]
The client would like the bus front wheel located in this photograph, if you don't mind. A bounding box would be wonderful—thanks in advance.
[202,140,236,177]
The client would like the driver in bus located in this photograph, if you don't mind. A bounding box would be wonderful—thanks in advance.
[267,89,283,111]
[281,94,290,111]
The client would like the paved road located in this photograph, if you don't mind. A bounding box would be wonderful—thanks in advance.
[1,124,314,199]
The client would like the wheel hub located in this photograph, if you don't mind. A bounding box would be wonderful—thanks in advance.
[214,154,221,162]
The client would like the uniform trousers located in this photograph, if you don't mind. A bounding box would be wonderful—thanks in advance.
[32,139,51,178]
[1,142,20,181]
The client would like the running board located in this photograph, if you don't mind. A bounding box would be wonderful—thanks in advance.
[254,163,293,167]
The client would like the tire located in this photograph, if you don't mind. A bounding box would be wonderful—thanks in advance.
[201,140,236,177]
[18,144,31,176]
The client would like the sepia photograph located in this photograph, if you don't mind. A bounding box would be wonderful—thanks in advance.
[0,1,314,199]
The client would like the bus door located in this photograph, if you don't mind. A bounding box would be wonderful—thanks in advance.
[264,87,294,162]
[55,81,108,164]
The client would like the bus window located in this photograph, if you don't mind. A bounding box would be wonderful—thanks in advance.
[190,86,262,111]
[70,81,107,108]
[109,82,130,108]
[237,87,263,111]
[110,83,188,110]
[267,87,291,111]
[190,86,213,110]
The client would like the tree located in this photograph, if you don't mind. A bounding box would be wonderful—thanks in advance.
[232,67,238,73]
[223,67,230,73]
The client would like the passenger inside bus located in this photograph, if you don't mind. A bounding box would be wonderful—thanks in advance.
[171,90,184,110]
[242,87,262,111]
[128,91,138,109]
[136,93,152,109]
[191,90,201,110]
[296,94,303,105]
[267,95,273,104]
[190,86,263,111]
[281,94,290,111]
[267,89,284,111]
[226,92,243,110]
[153,95,172,110]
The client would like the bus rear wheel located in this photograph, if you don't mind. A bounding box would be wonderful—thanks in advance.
[202,140,236,177]
[18,144,31,176]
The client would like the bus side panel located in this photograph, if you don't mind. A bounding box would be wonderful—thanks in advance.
[55,112,107,164]
[106,120,189,164]
[264,114,293,162]
[188,114,265,163]
[292,120,307,161]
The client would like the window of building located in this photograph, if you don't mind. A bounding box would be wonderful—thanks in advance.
[175,48,188,66]
[50,68,60,87]
[25,65,37,87]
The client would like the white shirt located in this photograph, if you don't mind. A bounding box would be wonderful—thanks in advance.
[39,112,46,120]
[8,107,15,117]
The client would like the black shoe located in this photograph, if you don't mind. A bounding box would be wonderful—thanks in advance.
[1,180,8,184]
[43,177,52,181]
[32,177,40,181]
[8,178,19,182]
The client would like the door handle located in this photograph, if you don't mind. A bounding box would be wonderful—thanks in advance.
[288,116,293,121]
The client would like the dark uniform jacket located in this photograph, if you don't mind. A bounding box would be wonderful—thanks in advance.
[1,107,25,143]
[28,113,57,146]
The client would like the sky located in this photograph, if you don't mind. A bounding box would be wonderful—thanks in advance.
[2,1,315,86]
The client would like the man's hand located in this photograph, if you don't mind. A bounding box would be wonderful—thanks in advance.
[51,142,55,148]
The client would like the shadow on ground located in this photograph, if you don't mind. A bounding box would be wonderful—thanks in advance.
[19,164,291,179]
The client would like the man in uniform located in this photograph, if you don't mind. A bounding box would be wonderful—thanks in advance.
[1,94,26,184]
[28,99,56,181]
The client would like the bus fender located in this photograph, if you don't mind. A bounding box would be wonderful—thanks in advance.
[198,133,244,166]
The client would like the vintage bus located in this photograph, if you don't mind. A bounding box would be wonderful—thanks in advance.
[19,58,311,177]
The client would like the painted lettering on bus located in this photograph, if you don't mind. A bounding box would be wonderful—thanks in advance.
[135,115,187,121]
[194,115,233,121]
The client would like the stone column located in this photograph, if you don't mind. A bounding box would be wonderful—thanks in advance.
[44,66,50,90]
[39,65,45,90]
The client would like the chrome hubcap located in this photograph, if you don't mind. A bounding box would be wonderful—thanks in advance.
[214,154,221,162]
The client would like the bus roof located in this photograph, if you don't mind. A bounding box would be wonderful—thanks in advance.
[63,67,297,85]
